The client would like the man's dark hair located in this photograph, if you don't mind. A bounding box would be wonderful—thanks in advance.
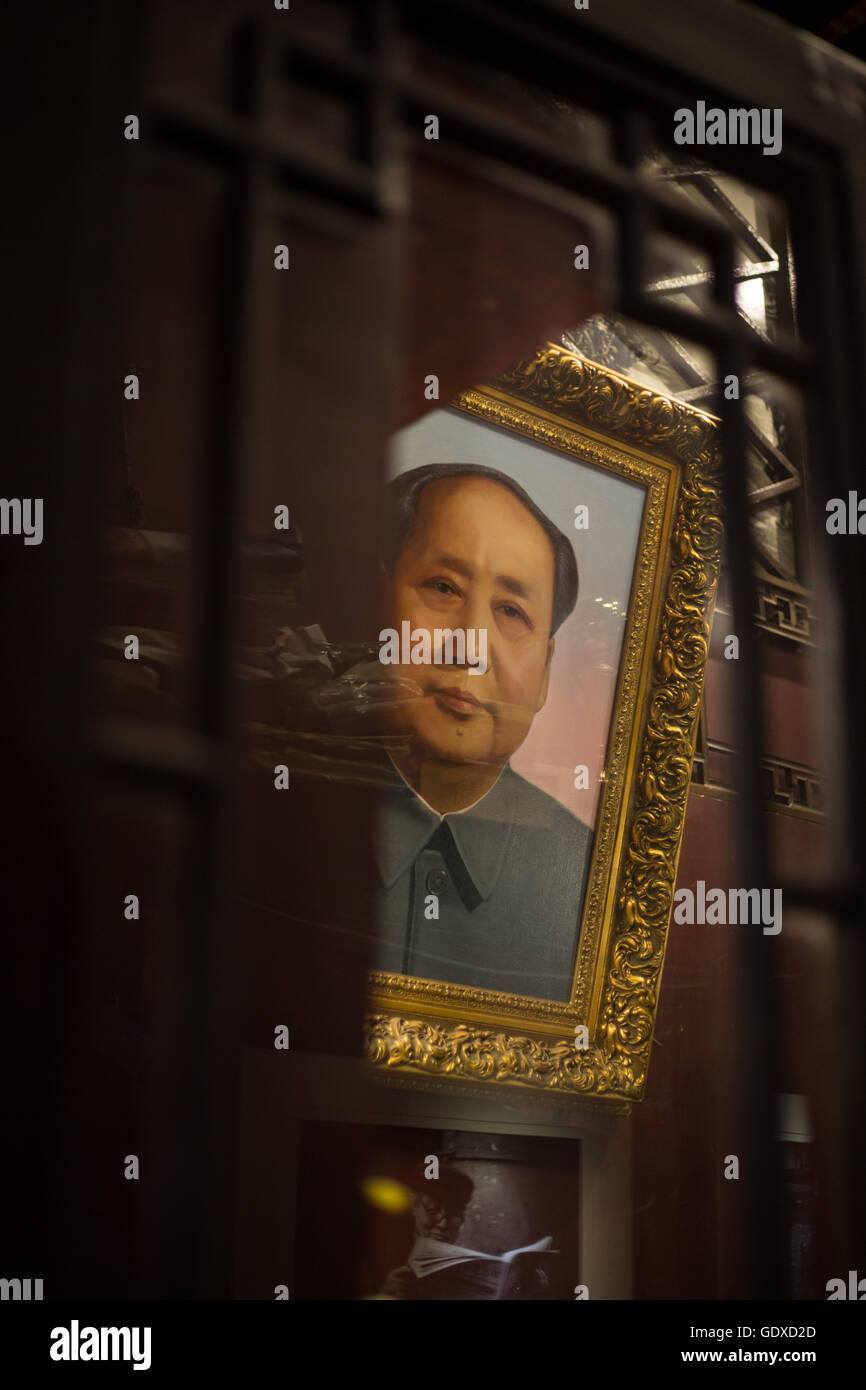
[382,463,578,635]
[411,1163,475,1212]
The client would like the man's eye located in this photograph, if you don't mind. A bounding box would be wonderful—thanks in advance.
[499,601,530,626]
[423,578,459,596]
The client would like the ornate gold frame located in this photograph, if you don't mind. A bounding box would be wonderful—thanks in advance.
[365,344,723,1105]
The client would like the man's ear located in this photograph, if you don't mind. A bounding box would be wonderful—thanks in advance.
[536,636,555,712]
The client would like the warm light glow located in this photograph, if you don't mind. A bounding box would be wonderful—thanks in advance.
[361,1176,413,1214]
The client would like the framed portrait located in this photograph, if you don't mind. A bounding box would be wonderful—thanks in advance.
[363,343,723,1105]
[293,1121,581,1301]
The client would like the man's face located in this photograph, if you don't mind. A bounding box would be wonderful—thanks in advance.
[380,476,556,769]
[412,1191,466,1244]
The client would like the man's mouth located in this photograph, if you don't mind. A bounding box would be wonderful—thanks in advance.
[433,686,485,716]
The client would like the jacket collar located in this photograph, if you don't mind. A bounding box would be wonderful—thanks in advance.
[374,758,517,903]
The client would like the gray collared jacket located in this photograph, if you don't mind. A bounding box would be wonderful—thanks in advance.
[373,762,593,1002]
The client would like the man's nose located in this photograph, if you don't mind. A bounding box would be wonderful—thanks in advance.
[460,587,486,631]
[453,592,496,673]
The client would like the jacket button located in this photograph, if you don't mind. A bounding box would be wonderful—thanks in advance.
[426,868,448,895]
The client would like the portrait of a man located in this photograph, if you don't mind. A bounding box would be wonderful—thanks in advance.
[291,1122,579,1300]
[379,1164,476,1299]
[373,461,593,1001]
[238,390,646,1045]
[378,1160,559,1300]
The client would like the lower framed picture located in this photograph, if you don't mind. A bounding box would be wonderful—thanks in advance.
[294,1120,582,1301]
